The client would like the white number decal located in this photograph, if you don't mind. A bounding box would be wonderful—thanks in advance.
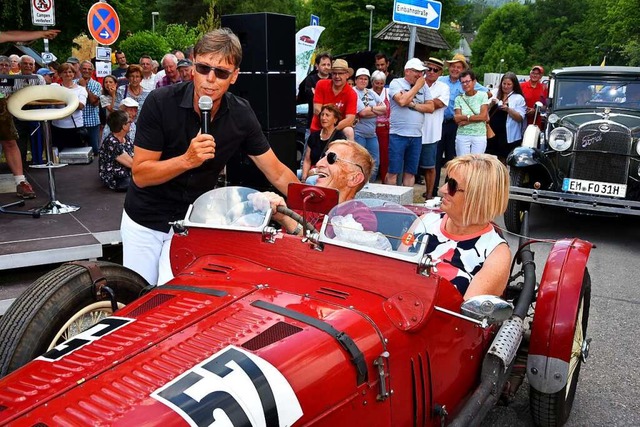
[151,345,303,427]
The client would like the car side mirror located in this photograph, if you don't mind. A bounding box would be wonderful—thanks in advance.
[461,295,513,325]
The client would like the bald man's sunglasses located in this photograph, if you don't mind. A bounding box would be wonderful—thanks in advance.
[193,63,233,80]
[321,151,364,174]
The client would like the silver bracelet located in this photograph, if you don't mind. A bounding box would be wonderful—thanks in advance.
[288,223,303,235]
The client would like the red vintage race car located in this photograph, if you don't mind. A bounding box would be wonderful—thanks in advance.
[0,185,592,427]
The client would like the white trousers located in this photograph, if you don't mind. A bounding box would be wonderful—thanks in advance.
[120,210,174,286]
[455,134,487,156]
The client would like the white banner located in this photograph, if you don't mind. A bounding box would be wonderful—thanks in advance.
[295,25,325,95]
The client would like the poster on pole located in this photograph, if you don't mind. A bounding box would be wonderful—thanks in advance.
[31,0,55,26]
[295,25,326,94]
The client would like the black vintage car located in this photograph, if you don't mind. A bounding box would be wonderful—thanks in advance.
[505,66,640,233]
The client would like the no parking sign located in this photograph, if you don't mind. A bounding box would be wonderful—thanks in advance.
[87,2,120,46]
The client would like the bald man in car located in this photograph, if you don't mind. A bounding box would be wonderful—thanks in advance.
[262,140,374,235]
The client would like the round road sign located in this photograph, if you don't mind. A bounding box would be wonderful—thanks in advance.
[87,2,120,46]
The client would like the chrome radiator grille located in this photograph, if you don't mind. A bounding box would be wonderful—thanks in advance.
[570,121,631,184]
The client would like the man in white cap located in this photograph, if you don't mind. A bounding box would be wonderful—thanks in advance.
[353,68,387,181]
[103,97,139,142]
[386,58,435,187]
[311,58,357,140]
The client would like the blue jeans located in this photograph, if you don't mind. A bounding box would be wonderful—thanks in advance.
[354,134,379,181]
[86,125,101,154]
[388,134,422,175]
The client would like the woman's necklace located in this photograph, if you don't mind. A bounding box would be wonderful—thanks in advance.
[129,85,141,96]
[320,127,333,140]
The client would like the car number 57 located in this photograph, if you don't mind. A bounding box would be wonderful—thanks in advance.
[152,345,303,427]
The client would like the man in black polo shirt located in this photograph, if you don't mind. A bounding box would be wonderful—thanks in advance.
[122,28,298,286]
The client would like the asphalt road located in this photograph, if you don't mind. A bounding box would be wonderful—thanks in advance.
[483,204,640,427]
[1,200,638,426]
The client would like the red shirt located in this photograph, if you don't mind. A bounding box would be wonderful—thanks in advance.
[310,79,357,132]
[521,80,548,127]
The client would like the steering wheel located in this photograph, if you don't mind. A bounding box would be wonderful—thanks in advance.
[7,85,79,121]
[276,205,317,234]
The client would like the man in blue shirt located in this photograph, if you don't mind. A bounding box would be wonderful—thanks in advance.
[79,60,102,154]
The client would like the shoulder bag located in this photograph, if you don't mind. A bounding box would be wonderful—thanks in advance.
[461,93,494,138]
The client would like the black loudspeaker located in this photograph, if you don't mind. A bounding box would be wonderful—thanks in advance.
[226,129,297,191]
[230,73,296,130]
[221,13,295,73]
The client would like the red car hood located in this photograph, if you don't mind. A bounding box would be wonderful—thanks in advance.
[0,255,388,426]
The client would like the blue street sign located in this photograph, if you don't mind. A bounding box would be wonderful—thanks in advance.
[393,0,442,30]
[310,14,320,26]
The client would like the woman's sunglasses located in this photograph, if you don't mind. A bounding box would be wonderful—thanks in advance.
[445,176,465,196]
[321,151,364,174]
[193,63,234,80]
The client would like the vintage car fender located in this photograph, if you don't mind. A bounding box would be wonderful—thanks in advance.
[506,146,560,188]
[527,238,593,394]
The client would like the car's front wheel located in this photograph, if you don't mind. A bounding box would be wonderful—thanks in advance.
[504,169,531,234]
[0,261,148,377]
[529,269,591,427]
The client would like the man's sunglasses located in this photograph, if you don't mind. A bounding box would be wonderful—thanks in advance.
[426,66,442,73]
[445,176,465,196]
[321,151,364,174]
[193,63,234,80]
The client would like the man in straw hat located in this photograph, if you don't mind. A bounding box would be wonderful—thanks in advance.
[432,53,490,196]
[311,58,357,140]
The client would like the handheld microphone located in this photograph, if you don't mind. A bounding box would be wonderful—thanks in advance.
[198,95,213,135]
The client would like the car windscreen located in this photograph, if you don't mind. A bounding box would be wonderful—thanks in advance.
[554,78,640,108]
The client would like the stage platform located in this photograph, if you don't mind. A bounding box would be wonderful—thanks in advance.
[0,161,125,271]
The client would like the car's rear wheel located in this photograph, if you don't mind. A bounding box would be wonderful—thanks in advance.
[504,169,531,234]
[529,269,591,427]
[0,261,147,377]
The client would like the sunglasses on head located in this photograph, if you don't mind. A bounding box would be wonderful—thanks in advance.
[321,151,364,174]
[193,63,234,80]
[426,66,442,73]
[445,176,465,196]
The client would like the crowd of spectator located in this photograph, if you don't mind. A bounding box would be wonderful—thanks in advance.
[297,52,548,199]
[1,26,550,205]
[0,38,194,195]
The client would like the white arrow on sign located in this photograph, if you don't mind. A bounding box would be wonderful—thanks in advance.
[426,3,438,24]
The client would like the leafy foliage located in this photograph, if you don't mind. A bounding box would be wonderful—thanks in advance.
[118,31,170,64]
[163,24,199,51]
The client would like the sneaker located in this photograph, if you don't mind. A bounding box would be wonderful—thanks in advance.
[17,181,36,199]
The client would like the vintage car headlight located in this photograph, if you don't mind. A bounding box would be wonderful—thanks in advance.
[547,113,560,124]
[636,138,640,156]
[549,127,573,151]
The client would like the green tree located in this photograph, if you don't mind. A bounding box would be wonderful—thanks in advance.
[118,31,170,63]
[471,3,534,74]
[163,24,199,51]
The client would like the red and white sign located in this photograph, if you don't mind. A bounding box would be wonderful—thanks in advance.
[31,0,55,26]
[87,2,120,46]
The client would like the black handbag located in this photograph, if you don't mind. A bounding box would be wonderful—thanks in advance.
[70,115,89,147]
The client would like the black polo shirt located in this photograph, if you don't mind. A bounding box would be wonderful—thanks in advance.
[124,81,270,232]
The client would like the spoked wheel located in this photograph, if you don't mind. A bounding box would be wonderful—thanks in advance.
[504,168,532,234]
[0,261,148,377]
[530,269,591,427]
